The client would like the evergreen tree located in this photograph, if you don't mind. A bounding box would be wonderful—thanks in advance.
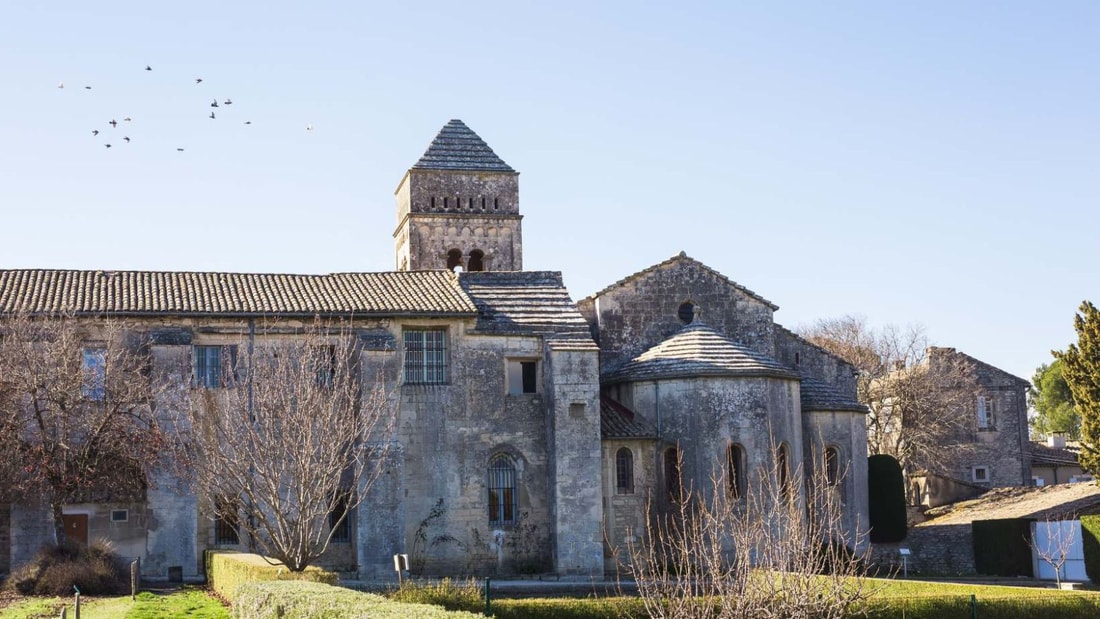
[1031,359,1080,439]
[1055,301,1100,475]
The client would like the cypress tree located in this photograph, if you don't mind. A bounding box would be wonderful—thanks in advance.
[867,454,907,543]
[1055,301,1100,476]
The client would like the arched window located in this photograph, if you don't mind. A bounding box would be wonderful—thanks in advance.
[616,447,634,494]
[726,443,745,499]
[677,301,695,324]
[488,454,517,525]
[665,446,683,503]
[468,249,485,272]
[447,249,463,271]
[777,444,791,500]
[824,446,840,487]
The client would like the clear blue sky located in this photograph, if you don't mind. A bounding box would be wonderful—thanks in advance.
[3,1,1098,383]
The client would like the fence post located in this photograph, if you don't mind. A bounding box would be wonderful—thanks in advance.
[970,593,978,619]
[131,559,139,600]
[484,577,491,616]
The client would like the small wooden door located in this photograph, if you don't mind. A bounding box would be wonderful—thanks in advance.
[62,514,88,545]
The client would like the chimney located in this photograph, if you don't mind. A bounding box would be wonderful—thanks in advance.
[1048,434,1067,449]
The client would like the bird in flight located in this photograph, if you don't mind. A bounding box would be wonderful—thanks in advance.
[58,82,64,89]
[84,86,92,90]
[177,148,185,152]
[123,117,131,122]
[211,99,219,108]
[109,120,118,128]
[244,121,252,125]
[92,130,99,136]
[123,137,131,143]
[224,99,233,105]
[306,124,313,132]
[195,78,203,84]
[105,144,112,149]
[209,112,216,119]
[145,65,152,71]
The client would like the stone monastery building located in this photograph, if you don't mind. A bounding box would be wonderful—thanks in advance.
[0,120,868,579]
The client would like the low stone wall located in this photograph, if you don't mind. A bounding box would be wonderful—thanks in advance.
[869,523,976,576]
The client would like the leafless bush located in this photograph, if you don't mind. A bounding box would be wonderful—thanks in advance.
[622,444,869,619]
[173,317,396,571]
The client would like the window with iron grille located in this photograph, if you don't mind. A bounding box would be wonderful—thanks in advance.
[777,443,791,500]
[488,455,517,525]
[329,493,351,543]
[193,345,238,389]
[403,329,447,384]
[665,447,683,504]
[615,447,634,494]
[214,496,240,545]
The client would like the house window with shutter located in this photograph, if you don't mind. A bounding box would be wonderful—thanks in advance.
[976,396,995,430]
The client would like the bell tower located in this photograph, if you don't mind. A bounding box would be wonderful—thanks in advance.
[394,120,523,272]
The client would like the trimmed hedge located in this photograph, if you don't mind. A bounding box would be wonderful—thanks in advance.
[1082,514,1100,583]
[205,551,337,603]
[868,454,907,543]
[233,581,483,618]
[972,518,1035,577]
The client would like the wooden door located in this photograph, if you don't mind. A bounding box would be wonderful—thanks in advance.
[62,514,88,545]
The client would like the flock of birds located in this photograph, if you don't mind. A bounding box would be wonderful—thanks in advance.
[58,65,313,152]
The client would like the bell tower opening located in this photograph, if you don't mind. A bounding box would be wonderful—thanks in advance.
[394,120,523,272]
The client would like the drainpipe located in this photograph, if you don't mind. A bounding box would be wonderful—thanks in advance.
[654,381,661,436]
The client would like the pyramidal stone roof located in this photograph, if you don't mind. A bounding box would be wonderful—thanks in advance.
[604,322,798,383]
[412,119,515,172]
[458,271,592,337]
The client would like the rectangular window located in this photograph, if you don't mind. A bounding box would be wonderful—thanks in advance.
[329,493,351,543]
[82,347,106,400]
[314,345,337,388]
[972,466,990,483]
[110,509,128,523]
[976,396,995,430]
[404,329,447,384]
[214,497,240,545]
[507,360,538,394]
[193,345,238,389]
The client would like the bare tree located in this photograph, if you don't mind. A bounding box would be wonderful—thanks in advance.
[174,318,396,572]
[0,312,167,545]
[621,443,870,619]
[1032,518,1079,587]
[798,315,979,486]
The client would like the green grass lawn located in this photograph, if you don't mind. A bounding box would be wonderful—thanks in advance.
[0,587,228,619]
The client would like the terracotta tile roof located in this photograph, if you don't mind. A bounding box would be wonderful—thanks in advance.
[458,271,593,337]
[601,395,658,439]
[581,252,778,310]
[0,269,478,316]
[799,374,867,413]
[1030,441,1080,467]
[604,322,797,383]
[411,119,515,172]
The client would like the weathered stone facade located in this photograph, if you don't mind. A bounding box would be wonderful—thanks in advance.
[916,347,1031,505]
[1,119,869,580]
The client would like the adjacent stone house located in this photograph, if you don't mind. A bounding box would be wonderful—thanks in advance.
[0,119,868,579]
[907,347,1032,507]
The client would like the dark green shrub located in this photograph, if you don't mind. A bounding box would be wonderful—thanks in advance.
[2,541,128,596]
[972,518,1035,577]
[867,454,907,543]
[1080,514,1100,583]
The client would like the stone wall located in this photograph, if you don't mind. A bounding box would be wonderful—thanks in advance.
[869,523,976,576]
[774,327,859,395]
[802,410,869,549]
[577,255,777,372]
[601,439,656,576]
